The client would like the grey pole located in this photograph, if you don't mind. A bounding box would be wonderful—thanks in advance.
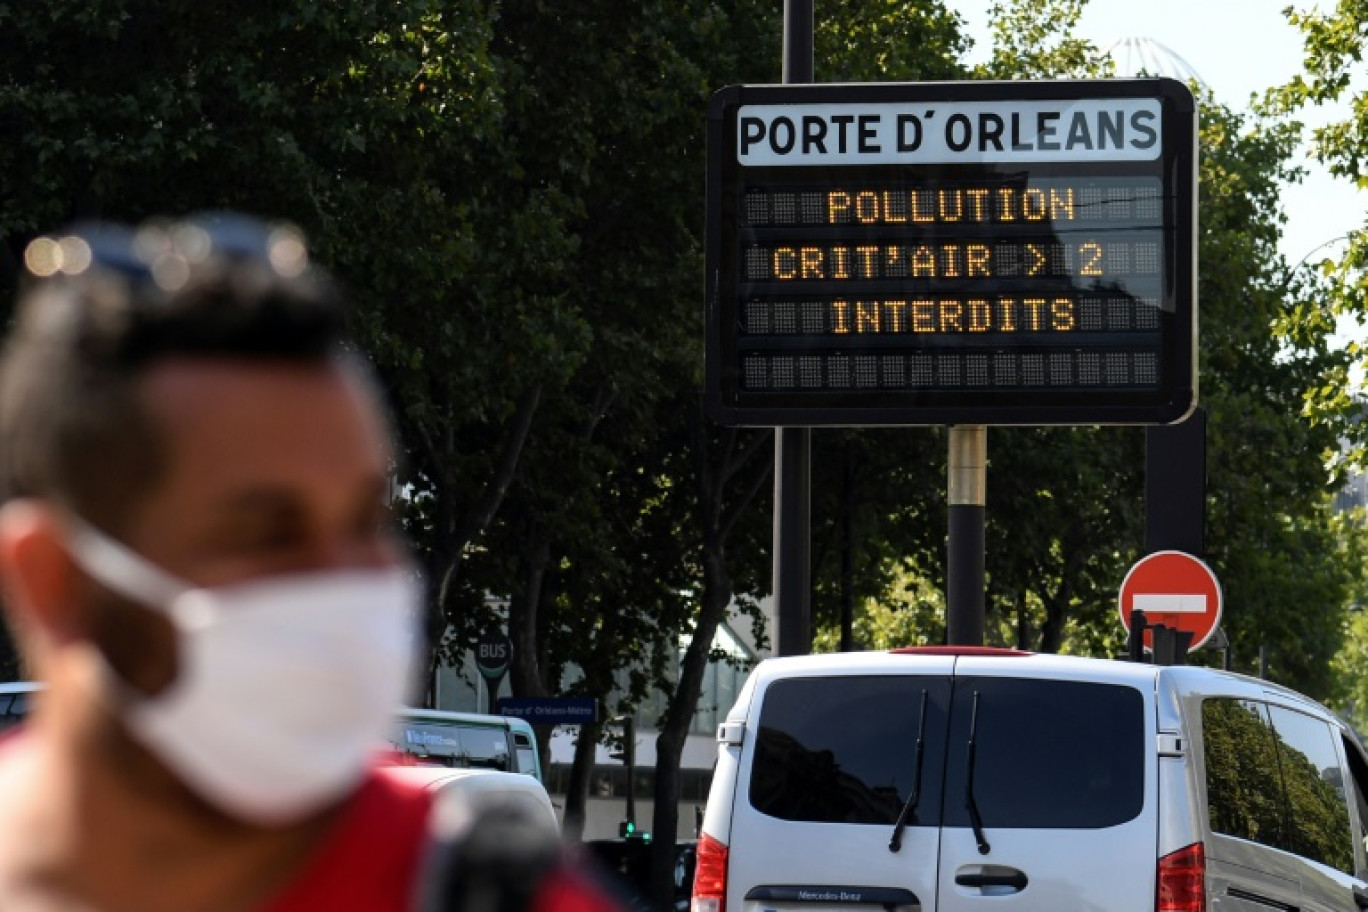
[946,426,986,646]
[774,0,814,657]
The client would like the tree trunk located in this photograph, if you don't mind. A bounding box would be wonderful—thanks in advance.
[509,531,552,701]
[419,385,543,706]
[562,720,601,843]
[1015,596,1031,651]
[647,545,732,909]
[1038,566,1076,654]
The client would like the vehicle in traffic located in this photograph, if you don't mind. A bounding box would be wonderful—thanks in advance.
[0,687,546,785]
[694,647,1368,912]
[586,837,696,912]
[387,707,543,782]
[381,765,559,834]
[0,682,38,732]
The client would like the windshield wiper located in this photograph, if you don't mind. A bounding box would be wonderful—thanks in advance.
[965,691,991,855]
[888,689,930,853]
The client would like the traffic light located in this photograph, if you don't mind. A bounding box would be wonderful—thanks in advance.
[619,820,650,841]
[608,716,635,765]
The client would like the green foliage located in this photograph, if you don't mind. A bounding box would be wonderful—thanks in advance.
[974,0,1112,79]
[816,0,968,81]
[1265,0,1368,468]
[1192,94,1353,697]
[1328,511,1368,729]
[0,0,1356,771]
[1263,0,1368,710]
[1204,698,1356,873]
[810,3,1356,698]
[1203,700,1286,845]
[812,566,945,652]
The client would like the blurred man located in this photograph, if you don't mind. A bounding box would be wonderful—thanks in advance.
[0,215,617,911]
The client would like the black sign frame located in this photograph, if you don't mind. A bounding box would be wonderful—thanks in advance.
[704,79,1197,427]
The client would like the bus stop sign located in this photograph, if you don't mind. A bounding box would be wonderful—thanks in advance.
[475,629,513,680]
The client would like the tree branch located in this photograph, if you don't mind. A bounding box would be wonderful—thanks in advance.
[722,427,774,486]
[720,453,773,543]
[435,383,543,608]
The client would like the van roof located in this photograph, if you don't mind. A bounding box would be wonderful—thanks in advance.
[748,650,1163,685]
[1155,663,1330,712]
[745,652,1335,715]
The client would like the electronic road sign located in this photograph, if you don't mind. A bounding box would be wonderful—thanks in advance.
[704,78,1197,426]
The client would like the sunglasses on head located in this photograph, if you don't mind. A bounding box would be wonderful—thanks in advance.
[22,213,311,292]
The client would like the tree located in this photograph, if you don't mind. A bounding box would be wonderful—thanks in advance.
[805,0,1357,697]
[0,0,606,692]
[1268,0,1368,703]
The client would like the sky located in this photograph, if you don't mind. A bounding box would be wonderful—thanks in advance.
[941,0,1363,272]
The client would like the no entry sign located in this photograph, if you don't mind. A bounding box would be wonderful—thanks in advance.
[1118,550,1222,650]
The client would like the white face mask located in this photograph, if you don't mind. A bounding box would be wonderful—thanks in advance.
[64,517,421,826]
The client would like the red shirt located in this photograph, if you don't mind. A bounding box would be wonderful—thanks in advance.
[262,768,433,912]
[261,767,623,912]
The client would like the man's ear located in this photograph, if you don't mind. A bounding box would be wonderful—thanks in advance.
[0,500,86,646]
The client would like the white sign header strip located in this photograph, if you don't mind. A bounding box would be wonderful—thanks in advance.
[736,98,1164,166]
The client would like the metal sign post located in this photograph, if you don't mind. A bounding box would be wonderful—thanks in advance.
[773,0,815,658]
[947,425,986,645]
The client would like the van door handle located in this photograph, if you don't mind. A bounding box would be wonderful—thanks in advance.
[955,868,1028,891]
[1227,886,1299,911]
[1352,886,1368,910]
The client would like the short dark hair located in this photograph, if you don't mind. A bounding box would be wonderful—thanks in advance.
[0,212,349,529]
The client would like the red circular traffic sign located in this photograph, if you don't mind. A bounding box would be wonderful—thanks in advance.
[1118,550,1223,650]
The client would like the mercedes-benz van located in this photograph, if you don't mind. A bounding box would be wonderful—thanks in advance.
[693,647,1368,912]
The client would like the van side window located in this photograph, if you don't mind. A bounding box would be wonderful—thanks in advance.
[1340,735,1368,871]
[749,675,950,825]
[1203,699,1286,849]
[1202,699,1355,875]
[1265,705,1354,874]
[514,732,539,777]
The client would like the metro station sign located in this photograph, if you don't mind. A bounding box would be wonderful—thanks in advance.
[704,79,1198,426]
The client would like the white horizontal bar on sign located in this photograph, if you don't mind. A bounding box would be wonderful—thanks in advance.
[735,99,1164,166]
[1134,593,1207,614]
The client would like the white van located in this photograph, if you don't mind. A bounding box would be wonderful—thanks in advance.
[693,647,1368,912]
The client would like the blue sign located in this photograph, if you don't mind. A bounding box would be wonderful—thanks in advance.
[497,697,598,725]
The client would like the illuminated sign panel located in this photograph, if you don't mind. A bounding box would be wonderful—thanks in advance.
[705,80,1197,426]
